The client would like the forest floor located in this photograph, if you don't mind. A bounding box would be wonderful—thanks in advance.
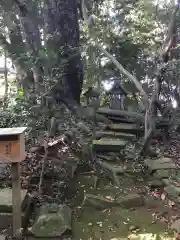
[70,131,180,240]
[1,124,180,239]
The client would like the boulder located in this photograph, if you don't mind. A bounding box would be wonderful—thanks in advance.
[30,204,72,237]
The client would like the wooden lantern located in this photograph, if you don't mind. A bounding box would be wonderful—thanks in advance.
[0,127,27,236]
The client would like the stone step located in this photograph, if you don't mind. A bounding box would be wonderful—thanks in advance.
[106,123,143,134]
[93,138,127,152]
[144,157,176,172]
[105,116,135,123]
[96,131,136,141]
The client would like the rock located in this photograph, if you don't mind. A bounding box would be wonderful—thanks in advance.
[164,185,180,199]
[153,169,176,179]
[171,218,180,233]
[117,194,143,208]
[144,157,176,172]
[0,188,27,213]
[93,139,127,152]
[148,180,164,188]
[82,194,118,210]
[30,204,72,237]
[161,178,171,186]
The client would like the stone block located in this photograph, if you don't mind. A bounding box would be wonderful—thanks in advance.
[144,158,176,172]
[117,193,143,208]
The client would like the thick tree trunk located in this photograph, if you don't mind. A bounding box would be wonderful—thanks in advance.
[44,0,83,104]
[3,50,8,109]
[1,0,83,107]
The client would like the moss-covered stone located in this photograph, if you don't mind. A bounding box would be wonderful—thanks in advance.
[116,194,143,208]
[30,204,72,237]
[93,138,127,152]
[144,158,176,172]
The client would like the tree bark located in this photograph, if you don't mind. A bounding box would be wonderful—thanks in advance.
[3,49,8,109]
[43,0,83,104]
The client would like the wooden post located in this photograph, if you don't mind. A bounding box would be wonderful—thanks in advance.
[12,162,22,235]
[0,127,27,236]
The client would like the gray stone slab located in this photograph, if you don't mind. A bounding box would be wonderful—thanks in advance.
[93,139,127,152]
[0,188,27,212]
[116,193,143,208]
[145,158,176,172]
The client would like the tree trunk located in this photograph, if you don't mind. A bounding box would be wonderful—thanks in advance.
[3,49,8,109]
[44,0,83,104]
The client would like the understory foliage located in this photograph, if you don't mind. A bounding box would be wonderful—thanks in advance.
[0,0,180,141]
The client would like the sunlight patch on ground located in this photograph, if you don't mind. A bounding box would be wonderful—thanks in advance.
[111,232,176,240]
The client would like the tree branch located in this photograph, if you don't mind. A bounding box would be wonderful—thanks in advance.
[97,44,149,105]
[81,0,149,107]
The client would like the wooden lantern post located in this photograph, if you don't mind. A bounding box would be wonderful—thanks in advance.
[0,127,27,236]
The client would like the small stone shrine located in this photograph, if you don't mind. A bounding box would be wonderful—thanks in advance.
[106,80,127,109]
